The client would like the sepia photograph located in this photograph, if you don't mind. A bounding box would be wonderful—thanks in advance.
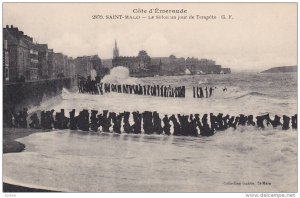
[2,2,298,195]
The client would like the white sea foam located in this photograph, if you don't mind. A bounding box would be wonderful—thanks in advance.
[102,66,141,85]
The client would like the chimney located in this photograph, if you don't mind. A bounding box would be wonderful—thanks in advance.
[6,25,9,29]
[10,25,13,28]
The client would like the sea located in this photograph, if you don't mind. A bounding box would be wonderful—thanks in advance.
[3,68,298,192]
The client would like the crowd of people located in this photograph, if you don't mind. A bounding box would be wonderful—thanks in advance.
[78,80,186,98]
[3,108,297,137]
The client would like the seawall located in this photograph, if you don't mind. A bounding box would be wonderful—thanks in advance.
[3,77,76,112]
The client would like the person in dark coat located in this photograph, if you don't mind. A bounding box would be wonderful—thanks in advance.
[200,114,213,136]
[90,110,99,132]
[247,115,256,126]
[143,111,154,134]
[69,109,77,130]
[102,110,111,132]
[132,111,142,134]
[200,87,204,98]
[123,111,132,133]
[269,115,282,128]
[163,115,171,135]
[29,113,41,129]
[209,87,213,97]
[170,115,181,136]
[282,115,290,130]
[20,108,28,128]
[153,111,163,134]
[189,114,198,137]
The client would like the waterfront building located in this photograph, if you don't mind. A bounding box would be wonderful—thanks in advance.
[3,25,38,81]
[3,36,9,81]
[36,44,49,79]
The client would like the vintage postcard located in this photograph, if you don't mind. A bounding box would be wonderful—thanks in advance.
[2,2,297,194]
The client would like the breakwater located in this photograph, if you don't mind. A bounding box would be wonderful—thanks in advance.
[3,77,76,112]
[3,108,297,136]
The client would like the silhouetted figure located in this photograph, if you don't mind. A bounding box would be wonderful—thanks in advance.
[29,113,41,129]
[132,111,142,134]
[163,86,168,97]
[194,114,203,133]
[282,115,290,130]
[193,87,196,98]
[61,109,69,129]
[200,87,204,98]
[78,110,89,131]
[189,114,198,137]
[13,111,21,128]
[143,85,147,95]
[291,114,297,129]
[269,115,282,128]
[69,109,77,130]
[170,115,181,136]
[20,108,28,128]
[210,113,218,133]
[43,110,53,129]
[54,109,69,129]
[228,116,239,129]
[256,115,265,129]
[200,114,213,136]
[205,87,208,98]
[110,112,123,133]
[163,115,171,135]
[3,109,13,128]
[123,111,131,133]
[262,114,271,127]
[222,114,230,130]
[101,110,111,132]
[40,111,46,129]
[181,86,186,98]
[90,110,99,132]
[117,84,122,93]
[238,114,247,126]
[104,83,111,93]
[129,85,133,94]
[153,111,163,134]
[216,113,225,131]
[247,115,256,126]
[139,84,143,95]
[98,82,104,95]
[157,85,160,96]
[153,85,157,96]
[143,111,154,134]
[209,87,213,97]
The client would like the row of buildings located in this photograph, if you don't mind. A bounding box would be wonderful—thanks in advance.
[3,25,103,82]
[112,41,231,76]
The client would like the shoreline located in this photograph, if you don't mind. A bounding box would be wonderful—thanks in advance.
[3,128,59,192]
[3,128,52,154]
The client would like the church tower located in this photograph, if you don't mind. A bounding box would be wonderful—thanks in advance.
[113,40,119,58]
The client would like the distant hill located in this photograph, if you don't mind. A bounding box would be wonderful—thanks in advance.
[261,66,297,73]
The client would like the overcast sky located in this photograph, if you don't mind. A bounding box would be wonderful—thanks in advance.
[3,3,297,71]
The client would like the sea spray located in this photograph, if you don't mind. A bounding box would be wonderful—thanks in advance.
[102,66,141,85]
